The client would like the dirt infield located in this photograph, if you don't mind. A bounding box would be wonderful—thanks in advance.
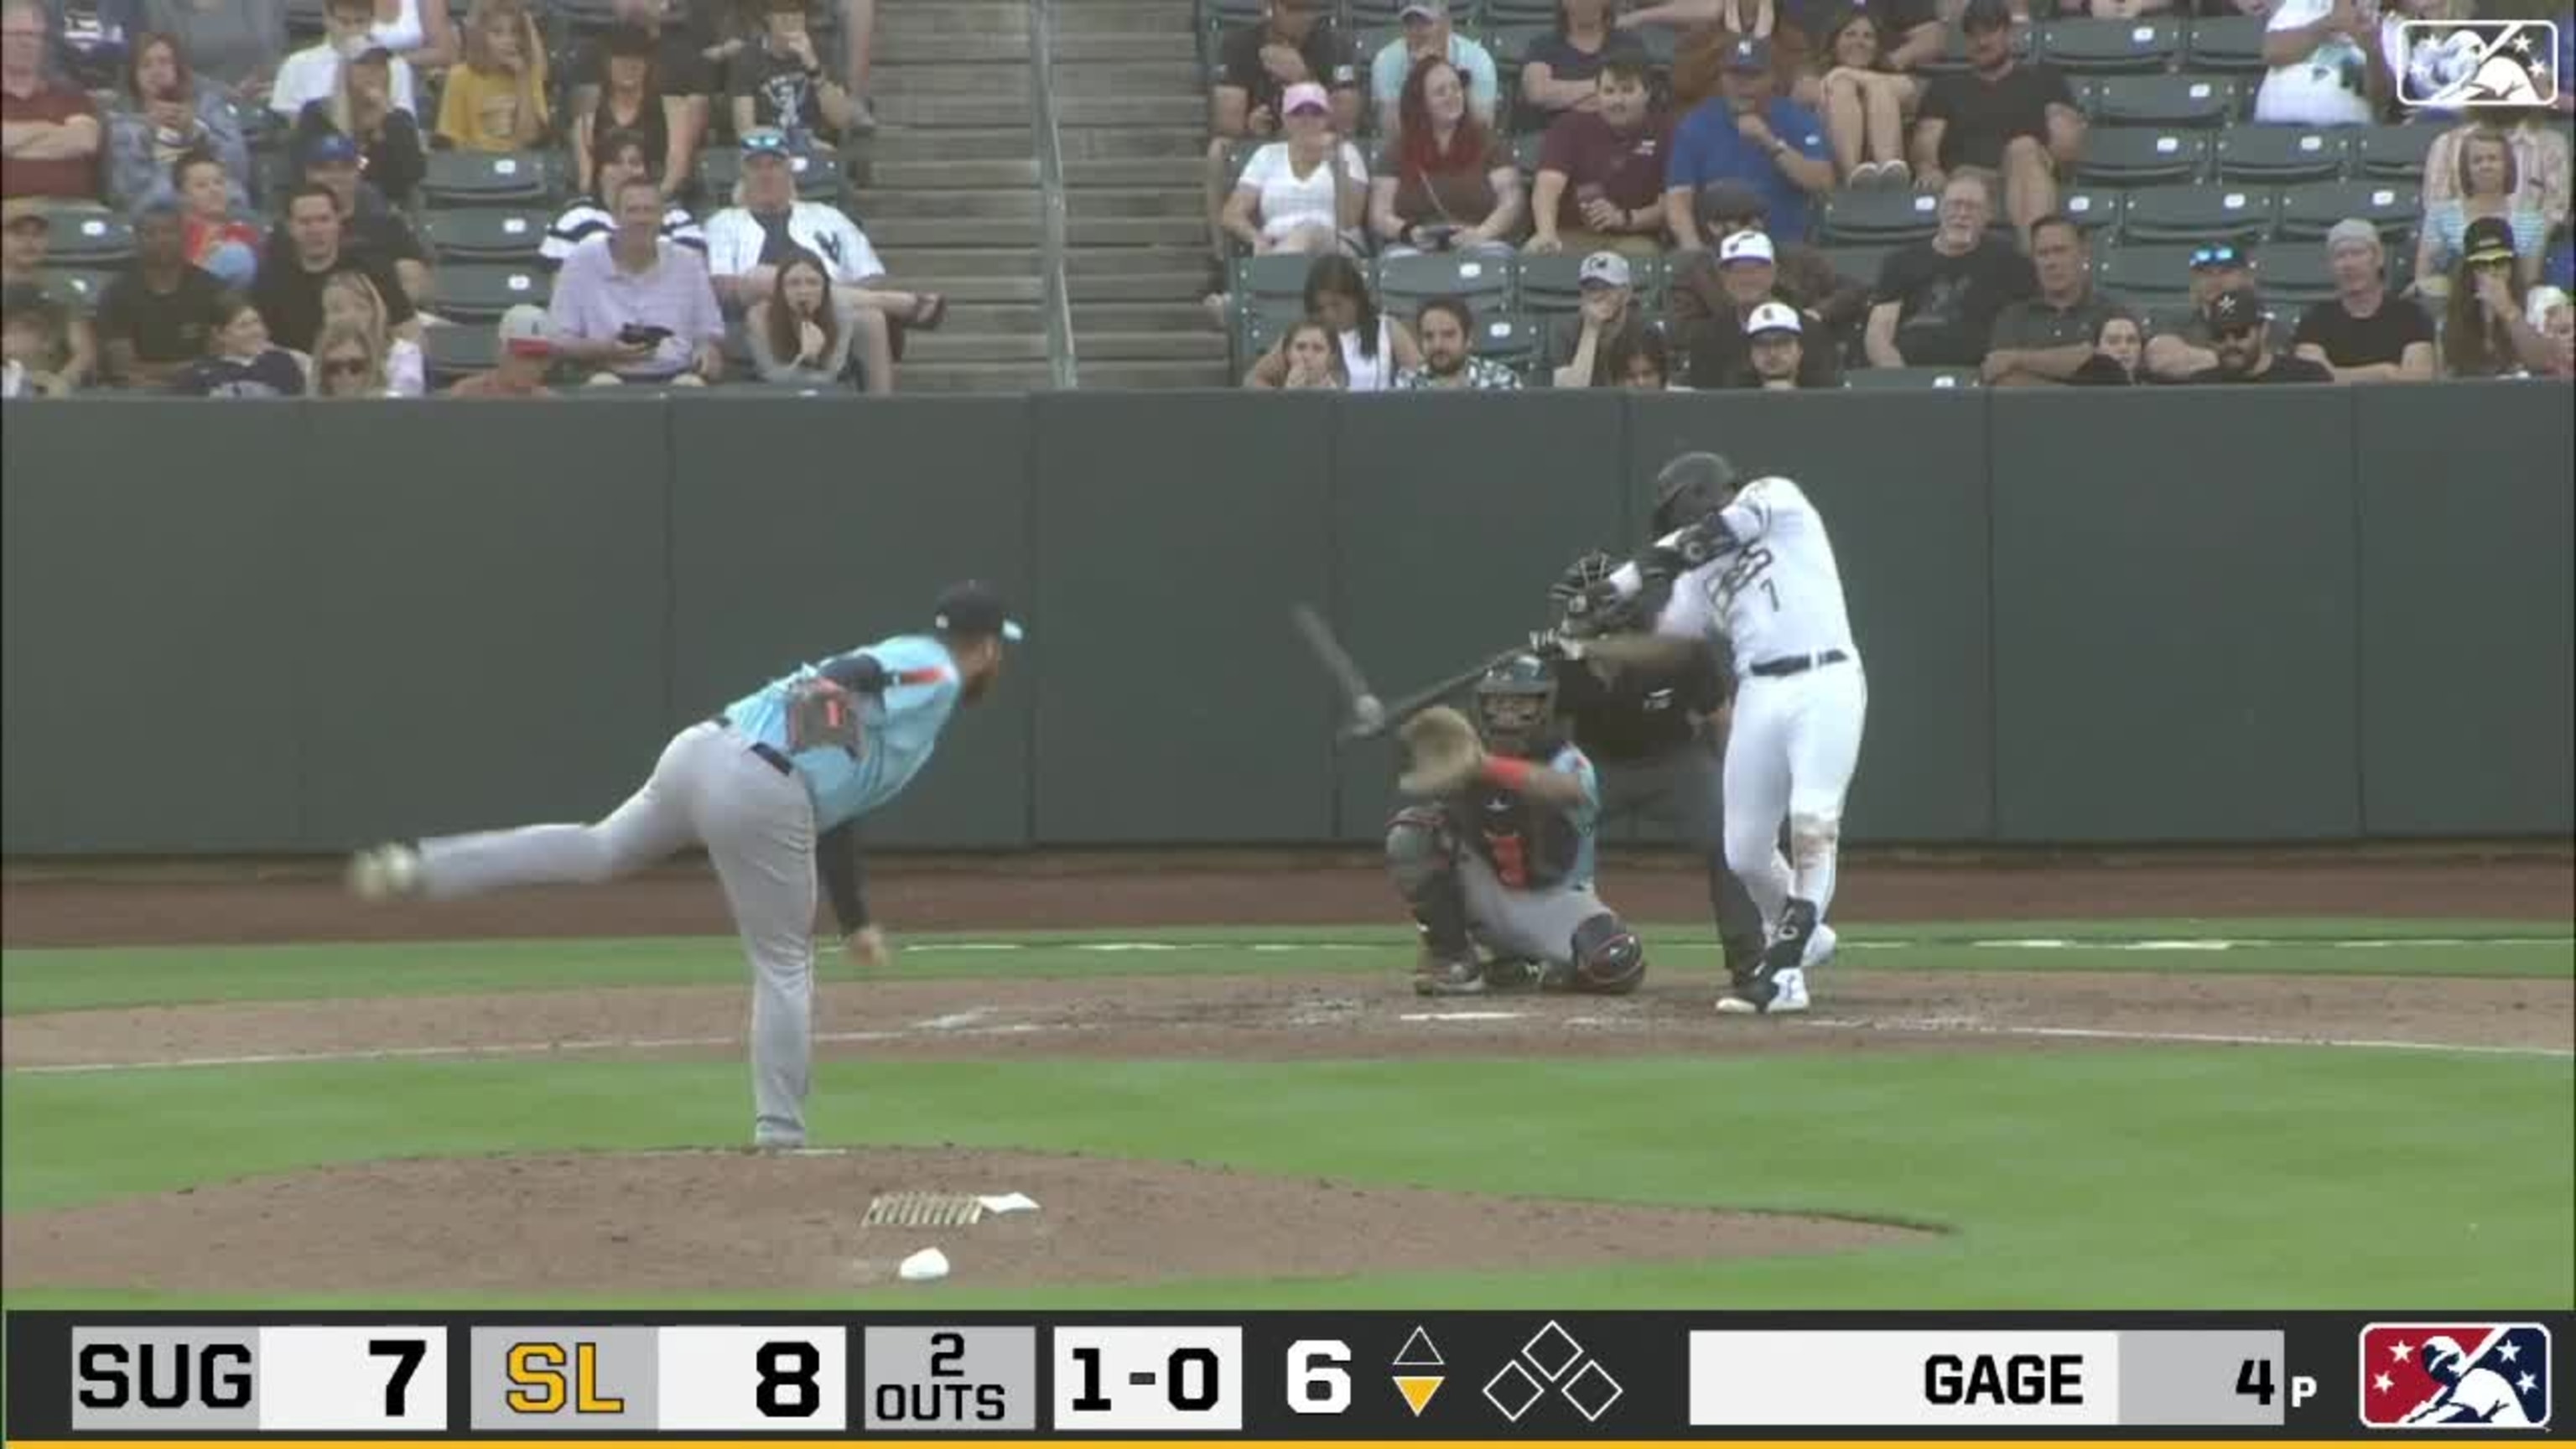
[4,852,2568,1296]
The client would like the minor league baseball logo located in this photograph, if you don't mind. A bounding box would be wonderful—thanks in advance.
[2396,22,2559,110]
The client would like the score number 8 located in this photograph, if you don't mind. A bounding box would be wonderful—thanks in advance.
[1287,1341,1353,1416]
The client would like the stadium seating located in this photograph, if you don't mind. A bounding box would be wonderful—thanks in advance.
[1842,366,1978,389]
[1820,242,1898,293]
[2038,18,2182,75]
[2058,189,2123,237]
[1516,251,1591,314]
[2352,123,2441,181]
[42,207,134,267]
[435,264,553,323]
[2214,125,2347,184]
[2118,183,2272,246]
[421,208,550,265]
[1377,252,1513,319]
[422,323,500,386]
[1472,312,1539,368]
[698,145,845,205]
[1820,188,1941,244]
[419,151,553,210]
[2073,128,2210,187]
[2181,14,2267,73]
[2086,73,2237,129]
[48,267,111,309]
[2273,179,2419,242]
[2095,242,2205,301]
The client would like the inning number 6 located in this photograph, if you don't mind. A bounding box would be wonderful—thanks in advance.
[1287,1340,1352,1415]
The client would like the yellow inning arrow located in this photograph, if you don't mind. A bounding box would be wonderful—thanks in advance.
[1393,1375,1444,1417]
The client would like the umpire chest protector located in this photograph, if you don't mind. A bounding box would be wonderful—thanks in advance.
[1554,651,1727,765]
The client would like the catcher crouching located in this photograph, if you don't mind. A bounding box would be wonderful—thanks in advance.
[1387,654,1646,997]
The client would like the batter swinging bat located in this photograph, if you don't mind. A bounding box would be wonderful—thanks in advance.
[1290,604,1389,737]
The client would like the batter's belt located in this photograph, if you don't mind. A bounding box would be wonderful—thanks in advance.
[1745,649,1850,679]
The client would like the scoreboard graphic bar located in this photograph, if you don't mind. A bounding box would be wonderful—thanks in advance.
[8,1311,2560,1441]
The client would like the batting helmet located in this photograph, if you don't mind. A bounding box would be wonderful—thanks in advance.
[1651,451,1742,536]
[1474,652,1558,754]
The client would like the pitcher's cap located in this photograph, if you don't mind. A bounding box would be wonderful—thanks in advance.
[933,581,1026,643]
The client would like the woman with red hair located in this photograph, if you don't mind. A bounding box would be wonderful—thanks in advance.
[1368,55,1523,257]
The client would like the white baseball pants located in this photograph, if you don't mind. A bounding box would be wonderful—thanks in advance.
[1722,660,1868,932]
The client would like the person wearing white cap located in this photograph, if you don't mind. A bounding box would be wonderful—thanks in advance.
[1673,228,1836,388]
[1218,80,1368,257]
[448,301,558,396]
[1545,248,1649,387]
[2289,217,2436,382]
[1737,300,1810,389]
[1368,0,1497,137]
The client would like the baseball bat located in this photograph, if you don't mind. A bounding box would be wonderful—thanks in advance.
[1290,604,1389,737]
[1339,648,1524,744]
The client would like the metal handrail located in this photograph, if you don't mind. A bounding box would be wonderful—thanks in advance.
[1028,0,1079,389]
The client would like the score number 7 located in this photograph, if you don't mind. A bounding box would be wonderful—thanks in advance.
[368,1339,428,1417]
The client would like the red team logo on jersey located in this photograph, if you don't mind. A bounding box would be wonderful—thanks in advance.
[2358,1323,2551,1429]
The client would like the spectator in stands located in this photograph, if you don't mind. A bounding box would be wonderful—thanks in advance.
[1,285,70,391]
[142,0,283,103]
[106,30,244,207]
[2547,218,2575,293]
[362,0,456,70]
[2141,242,2291,382]
[298,130,428,306]
[1862,171,2030,369]
[2417,127,2548,298]
[1244,252,1418,388]
[548,175,724,385]
[2528,285,2573,378]
[730,0,853,148]
[319,267,418,392]
[2439,216,2556,377]
[2292,217,2436,381]
[1543,248,1649,387]
[746,245,893,391]
[1202,0,1358,283]
[2253,0,2376,127]
[1910,0,2079,247]
[1734,299,1824,387]
[172,287,304,392]
[434,0,547,153]
[3,0,102,200]
[445,299,553,395]
[702,127,929,363]
[292,44,423,205]
[1371,57,1523,256]
[1607,322,1678,387]
[1671,227,1836,387]
[1,196,96,379]
[1394,294,1521,388]
[1528,59,1670,259]
[1369,0,1497,138]
[173,146,255,284]
[1273,316,1348,388]
[548,126,705,262]
[1981,213,2127,385]
[308,315,391,394]
[1217,81,1364,258]
[2067,312,2141,385]
[252,183,416,352]
[1519,0,1650,127]
[575,23,701,204]
[2193,286,2332,382]
[271,0,417,119]
[96,192,221,382]
[48,0,141,91]
[1662,35,1831,250]
[2423,107,2571,228]
[1813,6,1920,189]
[1679,176,1864,328]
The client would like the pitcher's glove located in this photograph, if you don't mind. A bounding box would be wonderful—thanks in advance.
[1397,705,1486,797]
[785,678,865,756]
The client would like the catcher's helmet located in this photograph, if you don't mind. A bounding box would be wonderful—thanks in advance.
[1651,450,1742,535]
[1475,652,1558,753]
[1551,550,1649,635]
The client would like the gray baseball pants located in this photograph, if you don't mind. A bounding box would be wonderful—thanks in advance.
[412,719,818,1149]
[1595,742,1769,973]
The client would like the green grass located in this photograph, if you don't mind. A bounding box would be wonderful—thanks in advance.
[3,922,2570,1311]
[4,918,2568,1013]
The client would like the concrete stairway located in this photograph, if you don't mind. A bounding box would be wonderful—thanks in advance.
[855,0,1052,392]
[1052,0,1231,387]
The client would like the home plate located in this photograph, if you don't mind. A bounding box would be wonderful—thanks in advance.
[1399,1010,1530,1023]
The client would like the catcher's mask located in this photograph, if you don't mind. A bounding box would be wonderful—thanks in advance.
[1475,653,1558,754]
[1650,450,1742,535]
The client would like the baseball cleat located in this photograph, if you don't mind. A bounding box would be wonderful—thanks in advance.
[1717,968,1810,1015]
[1802,922,1839,969]
[345,844,423,901]
[1413,953,1488,997]
[1478,957,1545,993]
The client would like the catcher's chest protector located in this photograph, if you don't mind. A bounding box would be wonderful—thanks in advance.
[1446,783,1581,892]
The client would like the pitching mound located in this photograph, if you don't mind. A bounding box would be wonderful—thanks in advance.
[2,1148,1934,1294]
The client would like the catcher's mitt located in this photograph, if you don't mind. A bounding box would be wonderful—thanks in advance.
[1396,705,1485,797]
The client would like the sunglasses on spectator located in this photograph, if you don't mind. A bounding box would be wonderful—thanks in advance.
[2190,245,2243,268]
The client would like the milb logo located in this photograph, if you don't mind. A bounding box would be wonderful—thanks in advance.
[2395,22,2559,109]
[2358,1322,2551,1430]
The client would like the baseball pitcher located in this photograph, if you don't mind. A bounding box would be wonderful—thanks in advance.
[1555,452,1866,1015]
[1386,654,1648,998]
[1545,552,1768,981]
[345,580,1026,1149]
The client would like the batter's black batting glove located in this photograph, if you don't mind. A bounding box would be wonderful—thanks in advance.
[1528,628,1587,662]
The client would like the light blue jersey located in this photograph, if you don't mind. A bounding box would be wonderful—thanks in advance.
[1551,741,1602,888]
[721,634,963,833]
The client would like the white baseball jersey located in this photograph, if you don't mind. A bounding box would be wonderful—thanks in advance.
[1648,475,1857,668]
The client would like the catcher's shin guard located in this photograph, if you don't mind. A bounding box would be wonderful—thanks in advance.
[1567,912,1646,995]
[1385,807,1472,961]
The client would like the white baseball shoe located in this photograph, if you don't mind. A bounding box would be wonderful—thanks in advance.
[1802,922,1838,969]
[1717,966,1810,1015]
[345,844,423,901]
